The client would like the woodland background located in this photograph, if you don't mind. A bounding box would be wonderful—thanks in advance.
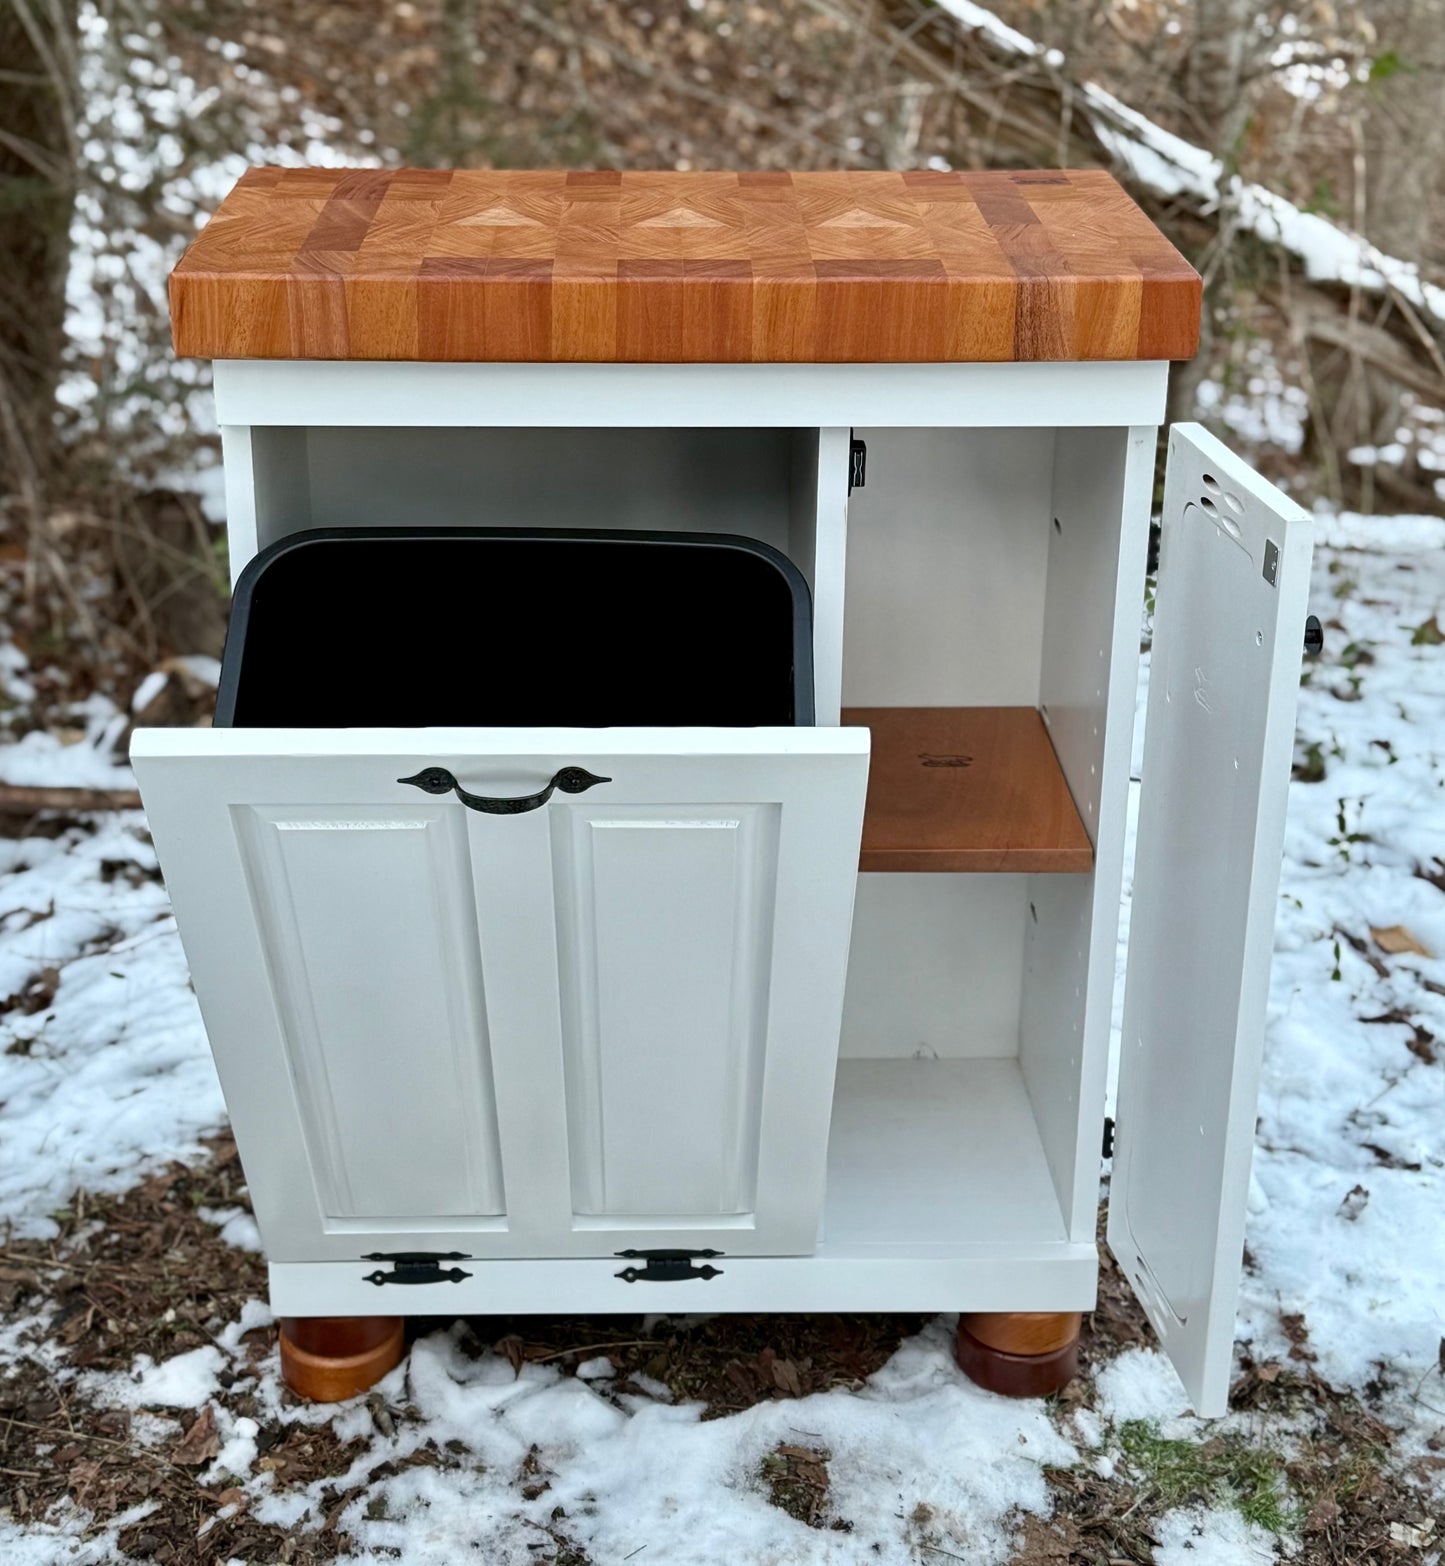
[2,7,1445,1562]
[2,0,1445,707]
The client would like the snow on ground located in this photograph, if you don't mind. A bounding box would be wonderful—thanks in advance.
[2,515,1444,1559]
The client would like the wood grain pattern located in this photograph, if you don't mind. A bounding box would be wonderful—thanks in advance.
[843,707,1094,873]
[170,168,1199,363]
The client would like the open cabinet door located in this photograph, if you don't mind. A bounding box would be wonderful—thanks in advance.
[1108,424,1313,1415]
[132,726,868,1265]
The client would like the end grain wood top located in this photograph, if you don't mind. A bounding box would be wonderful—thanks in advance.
[169,168,1199,364]
[844,706,1094,873]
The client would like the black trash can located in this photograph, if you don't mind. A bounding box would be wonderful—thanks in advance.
[214,527,814,729]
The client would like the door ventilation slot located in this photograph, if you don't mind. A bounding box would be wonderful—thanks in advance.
[1132,1252,1187,1336]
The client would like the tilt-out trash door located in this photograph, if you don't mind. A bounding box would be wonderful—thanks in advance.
[131,727,869,1263]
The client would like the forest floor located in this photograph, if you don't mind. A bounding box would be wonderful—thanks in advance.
[0,515,1443,1564]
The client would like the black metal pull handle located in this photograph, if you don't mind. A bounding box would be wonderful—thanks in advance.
[398,764,610,815]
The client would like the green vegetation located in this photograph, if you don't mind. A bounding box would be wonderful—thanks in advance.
[1118,1420,1298,1533]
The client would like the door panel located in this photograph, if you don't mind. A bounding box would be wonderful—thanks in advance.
[552,804,781,1219]
[132,727,869,1262]
[234,806,504,1221]
[1108,425,1313,1415]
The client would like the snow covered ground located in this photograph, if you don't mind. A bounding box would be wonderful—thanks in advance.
[1,515,1443,1561]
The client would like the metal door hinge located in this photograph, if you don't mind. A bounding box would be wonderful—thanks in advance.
[849,434,867,493]
[614,1248,724,1283]
[1102,1117,1116,1161]
[363,1250,472,1286]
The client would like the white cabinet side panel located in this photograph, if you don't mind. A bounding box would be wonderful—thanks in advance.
[553,807,779,1218]
[236,807,505,1220]
[1023,425,1155,1240]
[789,427,850,725]
[219,426,259,588]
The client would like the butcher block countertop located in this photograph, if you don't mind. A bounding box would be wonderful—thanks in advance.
[168,167,1200,364]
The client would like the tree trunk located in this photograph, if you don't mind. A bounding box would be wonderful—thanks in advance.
[1180,0,1256,162]
[1359,1,1445,265]
[0,0,80,502]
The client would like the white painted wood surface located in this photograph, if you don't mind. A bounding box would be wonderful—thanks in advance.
[267,1243,1101,1318]
[1023,425,1157,1243]
[131,727,869,1261]
[839,875,1028,1060]
[790,427,850,725]
[842,428,1053,707]
[823,1059,1067,1250]
[1108,423,1313,1416]
[213,358,1171,431]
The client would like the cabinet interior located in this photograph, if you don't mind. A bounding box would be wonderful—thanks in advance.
[243,420,1137,1256]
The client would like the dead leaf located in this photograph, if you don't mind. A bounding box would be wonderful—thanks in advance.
[216,1486,246,1509]
[1304,1494,1340,1533]
[67,1458,106,1505]
[770,1357,803,1396]
[776,1443,830,1463]
[1389,1519,1436,1548]
[171,1405,222,1466]
[1256,1362,1282,1382]
[1370,924,1434,958]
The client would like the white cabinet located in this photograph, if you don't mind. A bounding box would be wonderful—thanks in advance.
[134,359,1312,1416]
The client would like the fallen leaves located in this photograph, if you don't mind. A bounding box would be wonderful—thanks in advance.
[760,1441,835,1529]
[1369,924,1434,958]
[171,1404,221,1466]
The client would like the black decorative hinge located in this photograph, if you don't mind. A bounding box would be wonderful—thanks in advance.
[614,1248,723,1283]
[363,1251,472,1286]
[848,434,867,493]
[1101,1117,1116,1161]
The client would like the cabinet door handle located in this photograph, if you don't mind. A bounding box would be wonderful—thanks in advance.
[397,764,610,814]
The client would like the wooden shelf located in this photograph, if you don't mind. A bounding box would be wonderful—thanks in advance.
[843,706,1094,874]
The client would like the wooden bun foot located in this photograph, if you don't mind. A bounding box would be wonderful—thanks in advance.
[954,1311,1081,1399]
[278,1316,405,1402]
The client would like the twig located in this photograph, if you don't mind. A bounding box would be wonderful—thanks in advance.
[526,1338,661,1365]
[1,1417,136,1452]
[0,785,143,815]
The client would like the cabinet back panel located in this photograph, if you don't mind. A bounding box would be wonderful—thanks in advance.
[841,874,1027,1059]
[272,426,798,552]
[842,428,1053,707]
[234,805,506,1221]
